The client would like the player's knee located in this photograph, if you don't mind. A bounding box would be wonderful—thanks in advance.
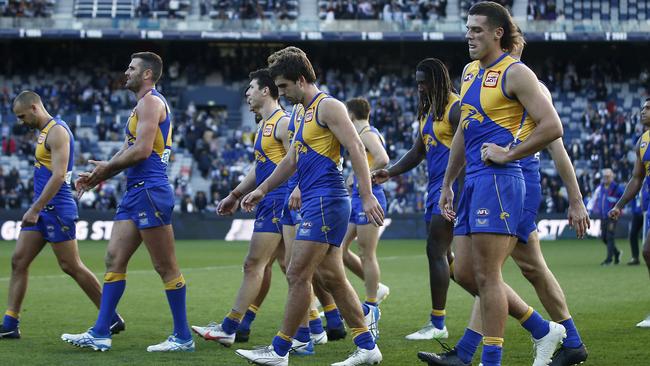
[10,254,28,273]
[243,256,265,275]
[426,238,449,259]
[454,267,477,294]
[518,261,543,284]
[473,266,497,290]
[57,258,78,276]
[286,266,310,288]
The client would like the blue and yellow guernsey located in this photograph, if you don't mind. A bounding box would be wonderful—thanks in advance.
[254,108,289,199]
[352,125,387,196]
[640,130,650,178]
[514,113,539,183]
[420,94,460,197]
[286,104,305,193]
[125,89,172,187]
[34,118,76,212]
[294,92,347,200]
[460,53,525,178]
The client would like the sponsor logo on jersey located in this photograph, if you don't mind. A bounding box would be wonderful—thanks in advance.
[483,70,501,88]
[263,123,274,137]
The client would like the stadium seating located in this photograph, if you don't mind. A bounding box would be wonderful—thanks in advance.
[528,0,650,21]
[74,0,191,18]
[206,0,299,20]
[318,0,448,21]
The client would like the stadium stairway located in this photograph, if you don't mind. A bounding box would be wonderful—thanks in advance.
[54,0,75,18]
[447,0,460,20]
[300,0,318,20]
[512,0,527,19]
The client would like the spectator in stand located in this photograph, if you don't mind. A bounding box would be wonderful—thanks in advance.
[589,168,624,265]
[194,191,208,212]
[181,194,194,213]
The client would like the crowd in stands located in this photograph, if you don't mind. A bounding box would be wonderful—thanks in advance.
[200,0,298,20]
[319,0,448,22]
[1,47,648,218]
[1,0,53,17]
[527,0,561,20]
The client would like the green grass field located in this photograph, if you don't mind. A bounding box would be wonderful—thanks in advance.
[0,238,649,365]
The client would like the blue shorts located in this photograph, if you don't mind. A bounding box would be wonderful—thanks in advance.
[21,207,77,243]
[425,181,460,223]
[350,189,387,225]
[114,184,173,229]
[254,197,283,233]
[295,195,351,246]
[454,174,525,237]
[280,195,302,226]
[515,179,542,243]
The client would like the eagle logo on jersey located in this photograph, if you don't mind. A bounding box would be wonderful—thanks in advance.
[461,104,484,130]
[422,133,437,152]
[254,151,267,163]
[294,141,309,157]
[288,130,295,142]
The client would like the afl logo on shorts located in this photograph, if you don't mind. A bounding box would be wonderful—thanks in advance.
[263,123,274,137]
[37,133,46,144]
[483,71,501,88]
[463,73,474,82]
[304,109,314,123]
[476,208,490,216]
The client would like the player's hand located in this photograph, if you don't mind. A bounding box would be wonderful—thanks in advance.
[568,200,590,238]
[217,194,239,215]
[241,189,265,212]
[439,185,456,222]
[84,160,110,188]
[608,206,622,221]
[288,187,302,210]
[481,143,512,165]
[21,207,39,227]
[361,193,384,227]
[75,172,93,199]
[371,169,390,185]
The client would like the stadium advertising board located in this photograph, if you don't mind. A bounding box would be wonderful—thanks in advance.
[0,211,624,242]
